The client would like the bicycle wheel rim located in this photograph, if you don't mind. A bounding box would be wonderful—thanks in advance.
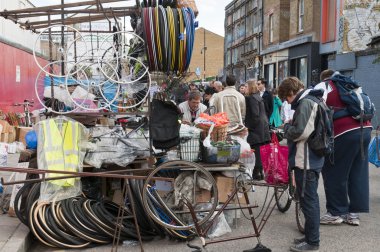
[142,160,218,231]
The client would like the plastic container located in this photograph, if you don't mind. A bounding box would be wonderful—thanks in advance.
[0,144,8,167]
[203,141,241,164]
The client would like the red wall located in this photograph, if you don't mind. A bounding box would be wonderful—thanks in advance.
[0,42,48,113]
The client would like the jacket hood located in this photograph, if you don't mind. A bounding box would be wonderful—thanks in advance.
[291,88,324,110]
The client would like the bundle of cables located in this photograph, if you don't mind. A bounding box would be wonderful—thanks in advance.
[142,0,178,8]
[141,6,195,73]
[13,179,192,249]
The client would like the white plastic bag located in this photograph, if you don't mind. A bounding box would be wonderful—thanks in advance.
[207,211,232,238]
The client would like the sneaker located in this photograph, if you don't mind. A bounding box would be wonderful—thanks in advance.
[320,212,344,225]
[290,241,319,252]
[343,213,360,226]
[294,236,306,244]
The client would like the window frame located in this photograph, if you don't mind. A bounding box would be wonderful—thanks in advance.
[269,13,274,43]
[298,0,304,33]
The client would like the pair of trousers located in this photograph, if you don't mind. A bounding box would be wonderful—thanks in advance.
[322,128,371,216]
[295,168,320,247]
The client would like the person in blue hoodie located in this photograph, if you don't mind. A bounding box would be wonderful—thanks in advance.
[278,77,324,252]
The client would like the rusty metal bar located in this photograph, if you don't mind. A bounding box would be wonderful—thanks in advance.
[7,8,137,18]
[0,167,156,185]
[205,233,258,245]
[0,0,126,15]
[23,12,129,30]
[0,167,176,186]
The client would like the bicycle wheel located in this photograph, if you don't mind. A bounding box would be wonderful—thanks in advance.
[142,160,218,231]
[274,185,292,213]
[294,190,305,234]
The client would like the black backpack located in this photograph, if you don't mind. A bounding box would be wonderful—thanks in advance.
[305,94,334,157]
[150,99,181,149]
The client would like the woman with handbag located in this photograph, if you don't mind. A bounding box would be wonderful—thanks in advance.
[244,79,271,180]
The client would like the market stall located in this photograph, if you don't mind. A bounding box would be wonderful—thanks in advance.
[0,1,299,252]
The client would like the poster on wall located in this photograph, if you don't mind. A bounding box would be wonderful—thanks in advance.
[16,65,21,83]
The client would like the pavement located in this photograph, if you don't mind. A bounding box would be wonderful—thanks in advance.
[1,164,380,252]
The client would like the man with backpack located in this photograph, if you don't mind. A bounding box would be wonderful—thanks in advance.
[278,77,325,252]
[314,70,373,226]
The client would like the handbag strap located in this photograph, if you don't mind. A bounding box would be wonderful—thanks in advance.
[271,132,279,145]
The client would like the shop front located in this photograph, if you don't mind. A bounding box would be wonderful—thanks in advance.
[262,49,289,90]
[288,42,320,87]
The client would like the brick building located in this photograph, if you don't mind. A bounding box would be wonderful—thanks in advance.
[261,0,321,89]
[320,0,380,119]
[188,27,224,81]
[224,0,263,84]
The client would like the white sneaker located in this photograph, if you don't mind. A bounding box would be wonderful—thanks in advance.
[320,212,344,225]
[343,213,360,226]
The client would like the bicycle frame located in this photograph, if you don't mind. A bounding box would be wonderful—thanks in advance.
[184,181,287,251]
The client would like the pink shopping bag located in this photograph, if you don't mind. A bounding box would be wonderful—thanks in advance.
[260,133,289,185]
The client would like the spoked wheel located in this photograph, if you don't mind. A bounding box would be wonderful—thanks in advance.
[142,160,218,231]
[274,185,292,213]
[294,190,305,234]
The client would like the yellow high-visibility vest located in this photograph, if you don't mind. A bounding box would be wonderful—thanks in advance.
[41,119,80,187]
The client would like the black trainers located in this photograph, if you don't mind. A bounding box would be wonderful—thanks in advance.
[293,236,306,244]
[290,241,319,252]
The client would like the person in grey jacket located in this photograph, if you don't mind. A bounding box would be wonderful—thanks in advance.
[244,79,270,180]
[278,77,324,252]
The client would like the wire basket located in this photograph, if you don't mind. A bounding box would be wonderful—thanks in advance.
[179,134,201,162]
[197,124,228,142]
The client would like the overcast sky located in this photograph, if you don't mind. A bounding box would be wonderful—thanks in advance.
[29,0,231,36]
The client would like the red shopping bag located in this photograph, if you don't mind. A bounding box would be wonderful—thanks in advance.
[260,133,289,185]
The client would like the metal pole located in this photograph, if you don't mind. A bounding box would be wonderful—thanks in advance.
[203,28,206,80]
[61,0,65,75]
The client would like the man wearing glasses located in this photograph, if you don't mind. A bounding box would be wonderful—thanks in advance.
[178,90,207,125]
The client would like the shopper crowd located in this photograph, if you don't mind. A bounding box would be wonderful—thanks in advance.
[174,69,372,252]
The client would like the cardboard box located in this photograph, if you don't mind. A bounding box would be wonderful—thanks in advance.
[0,120,11,133]
[196,189,211,203]
[1,133,9,143]
[8,126,16,143]
[215,175,247,204]
[16,127,33,146]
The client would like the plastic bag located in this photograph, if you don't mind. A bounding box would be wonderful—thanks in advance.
[84,126,138,168]
[230,135,250,154]
[369,136,380,167]
[260,133,289,184]
[207,211,232,238]
[195,112,229,127]
[179,124,201,162]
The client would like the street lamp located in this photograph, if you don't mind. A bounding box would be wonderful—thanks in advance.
[200,28,207,81]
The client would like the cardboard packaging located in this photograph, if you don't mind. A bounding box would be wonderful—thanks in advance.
[215,175,247,204]
[8,126,16,143]
[16,127,33,146]
[0,120,11,133]
[1,133,9,143]
[196,189,211,203]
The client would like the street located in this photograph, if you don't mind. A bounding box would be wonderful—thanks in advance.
[30,164,380,252]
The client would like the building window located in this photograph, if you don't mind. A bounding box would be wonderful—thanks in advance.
[298,0,304,32]
[264,63,276,90]
[269,14,274,43]
[290,57,308,86]
[278,60,288,85]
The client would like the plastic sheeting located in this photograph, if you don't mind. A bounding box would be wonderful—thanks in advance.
[84,126,149,168]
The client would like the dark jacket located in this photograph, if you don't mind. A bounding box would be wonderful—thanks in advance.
[245,93,271,145]
[262,90,273,120]
[284,89,325,171]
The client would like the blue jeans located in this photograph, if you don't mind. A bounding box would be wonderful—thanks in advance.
[295,168,320,247]
[322,128,371,216]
